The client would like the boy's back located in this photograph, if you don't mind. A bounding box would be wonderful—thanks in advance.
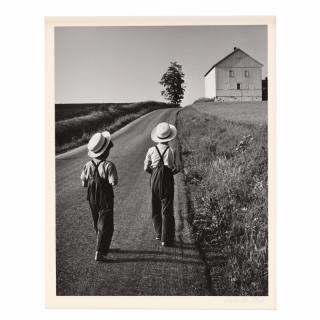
[144,144,176,172]
[81,160,118,187]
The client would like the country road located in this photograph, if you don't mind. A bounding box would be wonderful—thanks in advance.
[55,108,209,296]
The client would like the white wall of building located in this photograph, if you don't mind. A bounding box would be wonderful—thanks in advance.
[204,68,216,99]
[204,49,263,101]
[216,67,261,91]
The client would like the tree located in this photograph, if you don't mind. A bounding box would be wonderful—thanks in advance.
[159,62,186,106]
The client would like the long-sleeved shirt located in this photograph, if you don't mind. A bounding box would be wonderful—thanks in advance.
[80,160,118,186]
[144,143,178,173]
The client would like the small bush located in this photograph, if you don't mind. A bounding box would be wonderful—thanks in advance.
[193,97,216,104]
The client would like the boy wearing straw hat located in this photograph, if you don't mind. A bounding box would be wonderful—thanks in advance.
[80,131,118,262]
[144,122,179,247]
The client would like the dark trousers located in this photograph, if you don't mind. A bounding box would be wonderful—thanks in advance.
[151,171,175,244]
[89,202,114,255]
[152,194,175,243]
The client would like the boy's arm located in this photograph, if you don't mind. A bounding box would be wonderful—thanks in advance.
[144,149,153,174]
[171,148,183,175]
[80,164,88,187]
[108,162,118,186]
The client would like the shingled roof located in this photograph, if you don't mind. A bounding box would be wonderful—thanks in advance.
[204,47,263,77]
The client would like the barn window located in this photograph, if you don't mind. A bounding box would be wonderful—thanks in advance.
[244,70,249,77]
[229,70,234,78]
[237,83,241,90]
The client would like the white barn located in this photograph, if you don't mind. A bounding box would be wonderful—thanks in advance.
[204,47,263,102]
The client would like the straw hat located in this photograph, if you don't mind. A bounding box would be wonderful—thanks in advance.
[87,131,111,158]
[151,122,177,143]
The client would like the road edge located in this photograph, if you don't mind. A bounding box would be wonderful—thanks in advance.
[172,109,213,295]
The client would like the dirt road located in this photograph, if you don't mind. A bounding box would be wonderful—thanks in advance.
[55,108,209,295]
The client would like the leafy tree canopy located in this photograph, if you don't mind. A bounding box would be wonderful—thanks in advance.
[159,62,186,106]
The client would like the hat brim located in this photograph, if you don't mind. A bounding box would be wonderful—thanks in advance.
[88,131,111,158]
[151,124,177,143]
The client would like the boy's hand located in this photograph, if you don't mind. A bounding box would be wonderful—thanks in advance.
[172,165,184,175]
[82,180,88,187]
[145,167,153,174]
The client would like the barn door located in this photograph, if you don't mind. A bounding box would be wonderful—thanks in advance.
[237,83,241,90]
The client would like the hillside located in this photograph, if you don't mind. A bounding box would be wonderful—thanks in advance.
[55,101,175,154]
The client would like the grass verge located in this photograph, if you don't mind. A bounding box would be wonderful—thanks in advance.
[55,101,174,154]
[176,106,268,295]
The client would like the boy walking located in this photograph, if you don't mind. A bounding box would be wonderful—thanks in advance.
[144,122,179,247]
[80,131,118,262]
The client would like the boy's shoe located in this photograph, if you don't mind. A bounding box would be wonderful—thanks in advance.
[156,236,161,240]
[95,251,109,262]
[161,242,172,247]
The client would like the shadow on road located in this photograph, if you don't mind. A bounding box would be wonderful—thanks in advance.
[106,246,225,267]
[104,256,203,265]
[109,248,198,259]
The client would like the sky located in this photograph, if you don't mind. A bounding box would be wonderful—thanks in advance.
[55,25,267,106]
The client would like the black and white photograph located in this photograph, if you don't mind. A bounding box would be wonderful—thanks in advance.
[5,0,320,318]
[47,17,276,307]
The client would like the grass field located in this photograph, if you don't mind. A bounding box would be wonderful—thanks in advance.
[192,100,268,124]
[55,102,131,122]
[55,101,174,154]
[176,105,268,295]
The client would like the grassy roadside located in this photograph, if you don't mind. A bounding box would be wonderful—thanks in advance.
[176,106,268,296]
[56,101,174,154]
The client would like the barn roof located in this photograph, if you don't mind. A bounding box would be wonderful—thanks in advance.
[204,48,263,77]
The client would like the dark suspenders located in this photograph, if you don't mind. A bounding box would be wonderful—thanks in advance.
[91,160,104,177]
[155,146,169,165]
